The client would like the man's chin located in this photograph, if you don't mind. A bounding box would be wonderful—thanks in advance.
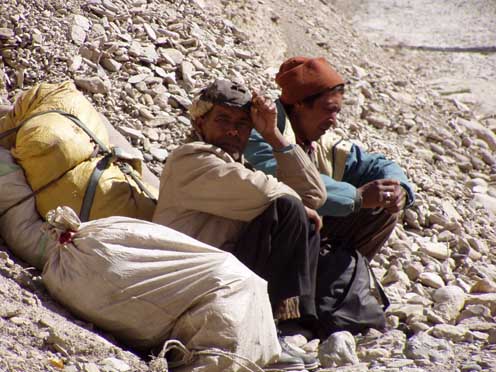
[219,144,242,159]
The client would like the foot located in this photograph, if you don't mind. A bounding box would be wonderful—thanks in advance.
[278,337,319,371]
[264,350,305,371]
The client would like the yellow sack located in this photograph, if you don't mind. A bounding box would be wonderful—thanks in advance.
[36,156,157,221]
[1,81,157,221]
[3,81,110,190]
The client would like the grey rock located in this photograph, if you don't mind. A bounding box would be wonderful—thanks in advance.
[386,304,423,321]
[0,28,14,40]
[128,74,149,84]
[169,95,192,109]
[141,44,158,64]
[366,115,391,129]
[73,15,91,31]
[118,127,145,141]
[70,25,87,45]
[74,76,110,94]
[319,331,359,367]
[160,48,185,65]
[143,23,157,41]
[143,128,159,141]
[431,324,470,342]
[418,272,445,289]
[83,363,101,372]
[470,279,496,294]
[457,118,496,151]
[181,61,196,88]
[419,241,450,260]
[470,193,496,215]
[100,357,130,372]
[405,332,453,363]
[101,58,122,72]
[234,48,252,59]
[68,54,83,72]
[432,285,466,322]
[404,262,424,281]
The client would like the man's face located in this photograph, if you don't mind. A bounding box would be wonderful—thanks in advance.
[293,90,343,142]
[195,104,253,159]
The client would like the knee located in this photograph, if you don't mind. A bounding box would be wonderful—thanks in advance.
[275,196,306,217]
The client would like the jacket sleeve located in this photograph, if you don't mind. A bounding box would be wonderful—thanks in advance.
[317,174,360,216]
[342,144,415,207]
[319,144,415,217]
[245,130,326,209]
[170,146,301,222]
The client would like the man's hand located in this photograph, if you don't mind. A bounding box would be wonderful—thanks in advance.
[357,179,407,213]
[250,91,277,137]
[305,206,323,231]
[250,91,290,150]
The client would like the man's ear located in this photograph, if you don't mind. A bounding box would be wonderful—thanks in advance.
[192,116,205,141]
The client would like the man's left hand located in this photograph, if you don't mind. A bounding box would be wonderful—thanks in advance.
[384,185,407,213]
[250,91,277,138]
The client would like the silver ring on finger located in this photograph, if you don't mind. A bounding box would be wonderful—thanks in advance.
[385,191,392,203]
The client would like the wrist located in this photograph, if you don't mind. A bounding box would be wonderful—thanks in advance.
[353,189,363,213]
[264,130,290,151]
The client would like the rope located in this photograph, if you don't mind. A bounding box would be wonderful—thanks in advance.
[154,339,265,372]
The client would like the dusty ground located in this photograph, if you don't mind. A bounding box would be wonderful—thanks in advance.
[1,0,496,371]
[330,0,496,118]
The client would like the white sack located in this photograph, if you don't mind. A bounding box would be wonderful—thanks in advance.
[0,147,55,269]
[42,207,280,371]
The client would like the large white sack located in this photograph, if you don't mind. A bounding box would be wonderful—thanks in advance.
[42,207,280,371]
[0,147,56,269]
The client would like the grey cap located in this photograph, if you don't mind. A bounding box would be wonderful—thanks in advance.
[199,79,251,109]
[189,79,252,120]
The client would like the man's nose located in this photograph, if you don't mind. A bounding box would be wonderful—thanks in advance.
[226,127,239,137]
[329,112,338,125]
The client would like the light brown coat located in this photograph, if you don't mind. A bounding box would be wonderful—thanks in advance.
[153,141,325,249]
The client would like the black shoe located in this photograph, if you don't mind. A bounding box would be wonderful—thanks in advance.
[264,350,305,371]
[278,337,319,371]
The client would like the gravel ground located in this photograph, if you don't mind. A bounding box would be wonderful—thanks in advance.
[0,0,496,371]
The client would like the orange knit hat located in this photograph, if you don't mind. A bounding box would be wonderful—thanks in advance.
[275,57,345,105]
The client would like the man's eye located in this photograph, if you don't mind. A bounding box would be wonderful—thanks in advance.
[238,122,251,128]
[215,118,229,125]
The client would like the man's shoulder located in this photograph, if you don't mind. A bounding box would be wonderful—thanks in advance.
[169,142,233,164]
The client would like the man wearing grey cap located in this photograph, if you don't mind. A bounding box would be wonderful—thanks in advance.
[153,79,326,371]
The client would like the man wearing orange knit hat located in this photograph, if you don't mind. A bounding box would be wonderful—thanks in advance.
[245,56,415,264]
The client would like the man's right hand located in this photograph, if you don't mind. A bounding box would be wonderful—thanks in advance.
[305,206,322,231]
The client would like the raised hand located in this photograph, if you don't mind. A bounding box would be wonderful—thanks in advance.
[250,91,278,138]
[250,91,290,151]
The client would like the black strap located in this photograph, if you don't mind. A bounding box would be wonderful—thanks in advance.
[119,162,158,203]
[79,154,113,222]
[365,257,390,310]
[331,139,343,179]
[275,99,287,133]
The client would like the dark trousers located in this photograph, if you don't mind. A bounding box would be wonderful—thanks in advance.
[231,196,320,320]
[321,208,400,260]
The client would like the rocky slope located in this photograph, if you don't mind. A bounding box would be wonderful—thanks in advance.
[0,0,495,371]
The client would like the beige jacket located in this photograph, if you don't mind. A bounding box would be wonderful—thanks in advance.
[153,141,325,249]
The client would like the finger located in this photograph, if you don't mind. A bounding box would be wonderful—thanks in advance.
[377,188,399,204]
[377,179,401,186]
[315,215,323,231]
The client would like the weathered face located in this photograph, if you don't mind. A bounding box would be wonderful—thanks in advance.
[195,104,253,159]
[293,90,343,142]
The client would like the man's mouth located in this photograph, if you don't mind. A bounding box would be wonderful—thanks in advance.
[220,141,241,154]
